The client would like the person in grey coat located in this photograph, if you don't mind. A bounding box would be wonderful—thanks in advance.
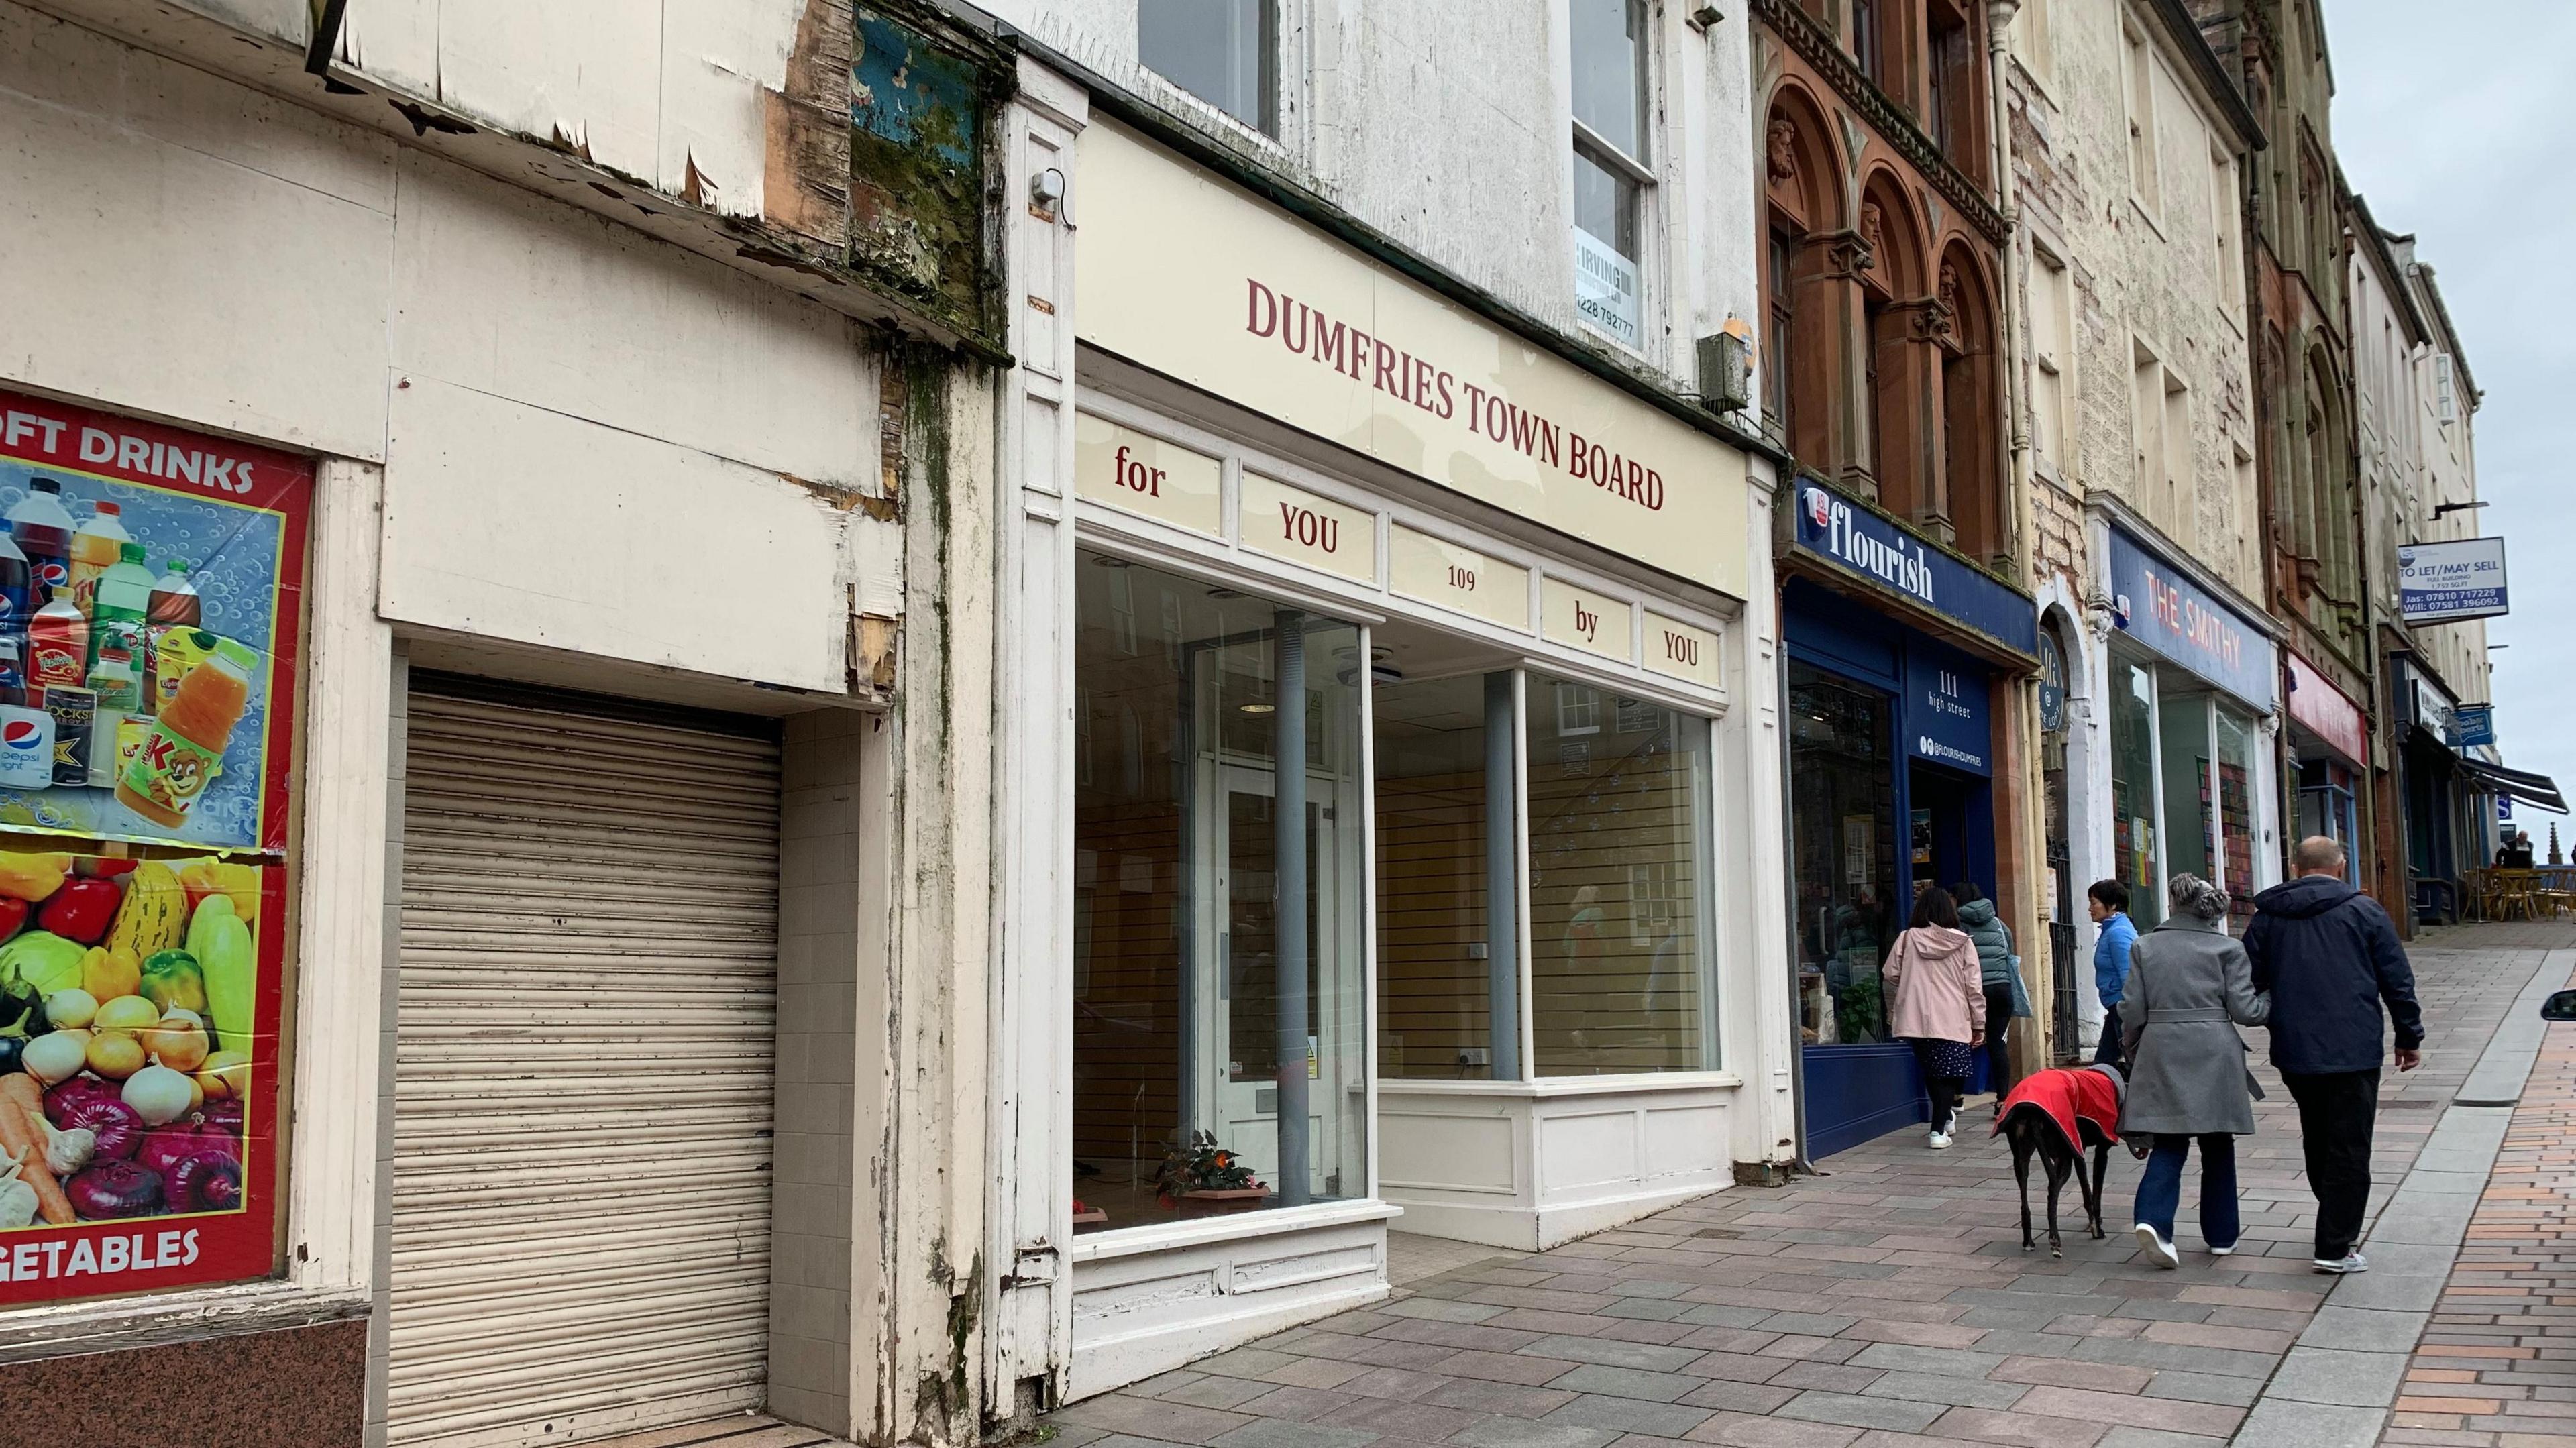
[2122,873,2271,1268]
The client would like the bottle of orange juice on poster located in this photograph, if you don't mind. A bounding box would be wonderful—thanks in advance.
[117,638,252,828]
[66,502,131,616]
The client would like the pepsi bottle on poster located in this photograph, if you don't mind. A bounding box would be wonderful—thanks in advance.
[0,529,27,640]
[0,638,23,708]
[6,478,74,606]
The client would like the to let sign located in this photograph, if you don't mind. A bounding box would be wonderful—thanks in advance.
[2398,537,2508,623]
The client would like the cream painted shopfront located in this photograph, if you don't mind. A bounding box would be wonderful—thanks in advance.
[1004,118,1785,1400]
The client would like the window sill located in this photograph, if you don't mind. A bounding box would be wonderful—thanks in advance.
[1380,1071,1744,1098]
[2128,196,2167,242]
[1069,1199,1404,1264]
[0,1280,369,1365]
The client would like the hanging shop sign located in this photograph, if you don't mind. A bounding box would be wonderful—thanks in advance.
[2397,537,2508,624]
[0,390,307,854]
[2454,704,2495,750]
[0,848,281,1305]
[1904,644,1992,775]
[1076,121,1751,599]
[1790,480,2037,657]
[2286,651,2369,768]
[2104,528,2275,711]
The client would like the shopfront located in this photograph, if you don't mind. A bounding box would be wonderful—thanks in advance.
[1781,480,2036,1159]
[2098,524,2280,934]
[2287,651,2369,887]
[1026,119,1776,1397]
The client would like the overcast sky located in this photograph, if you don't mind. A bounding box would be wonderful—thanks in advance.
[2325,0,2573,844]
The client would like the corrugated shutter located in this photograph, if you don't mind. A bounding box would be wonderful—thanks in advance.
[389,683,782,1448]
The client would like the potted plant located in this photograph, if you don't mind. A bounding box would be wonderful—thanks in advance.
[1155,1130,1268,1208]
[1071,1198,1108,1227]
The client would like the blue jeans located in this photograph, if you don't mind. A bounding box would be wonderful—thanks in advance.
[2133,1133,2239,1249]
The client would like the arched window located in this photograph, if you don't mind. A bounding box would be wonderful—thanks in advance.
[1762,92,1846,467]
[1857,174,1928,518]
[1940,246,2005,567]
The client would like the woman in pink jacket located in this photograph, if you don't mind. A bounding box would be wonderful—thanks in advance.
[1884,885,1988,1148]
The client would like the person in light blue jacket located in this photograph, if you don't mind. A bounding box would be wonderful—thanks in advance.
[2088,879,2138,1070]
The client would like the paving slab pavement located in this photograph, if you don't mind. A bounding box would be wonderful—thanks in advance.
[1040,925,2573,1448]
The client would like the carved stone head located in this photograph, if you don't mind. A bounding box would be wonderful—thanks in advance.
[1768,118,1798,183]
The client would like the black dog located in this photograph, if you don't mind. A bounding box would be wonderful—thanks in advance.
[1995,1064,2125,1257]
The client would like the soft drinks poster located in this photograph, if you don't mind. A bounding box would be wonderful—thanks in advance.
[0,388,308,855]
[0,850,281,1305]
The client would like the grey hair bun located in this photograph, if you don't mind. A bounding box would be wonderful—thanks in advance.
[2167,872,2230,923]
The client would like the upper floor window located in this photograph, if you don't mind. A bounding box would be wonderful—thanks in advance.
[2029,247,2073,471]
[1138,0,1278,136]
[1570,0,1652,351]
[1853,0,1886,89]
[1928,3,1970,162]
[2015,0,2055,87]
[2124,27,2161,216]
[2210,147,2240,304]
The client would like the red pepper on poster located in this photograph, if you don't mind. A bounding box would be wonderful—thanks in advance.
[38,877,118,945]
[0,897,26,942]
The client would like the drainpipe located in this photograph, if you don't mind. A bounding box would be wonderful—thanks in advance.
[1983,0,2045,1062]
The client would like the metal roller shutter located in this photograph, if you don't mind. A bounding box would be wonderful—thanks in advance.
[389,683,782,1448]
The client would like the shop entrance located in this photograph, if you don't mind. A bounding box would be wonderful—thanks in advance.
[386,676,782,1448]
[1195,761,1362,1202]
[1904,762,1992,899]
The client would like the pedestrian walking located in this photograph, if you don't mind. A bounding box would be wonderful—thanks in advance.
[2088,880,2139,1070]
[2243,835,2424,1274]
[1885,885,1985,1149]
[1953,882,2029,1107]
[2120,874,2271,1268]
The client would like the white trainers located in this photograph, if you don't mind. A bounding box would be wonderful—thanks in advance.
[1927,1130,1953,1150]
[2208,1243,2237,1258]
[2313,1252,2369,1274]
[2134,1223,2180,1269]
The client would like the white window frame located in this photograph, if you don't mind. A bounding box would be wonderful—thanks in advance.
[2123,23,2163,227]
[1566,0,1660,356]
[2029,243,2074,479]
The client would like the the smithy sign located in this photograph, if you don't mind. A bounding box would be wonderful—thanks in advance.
[1075,121,1751,600]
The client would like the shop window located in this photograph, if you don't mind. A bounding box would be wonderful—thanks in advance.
[2215,706,2259,929]
[2109,659,2163,928]
[1138,0,1278,136]
[1788,663,1899,1048]
[1070,551,1366,1231]
[1526,673,1717,1074]
[1570,0,1651,350]
[2160,687,2214,888]
[1375,673,1513,1080]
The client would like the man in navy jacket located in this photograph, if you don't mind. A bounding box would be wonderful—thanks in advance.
[2244,836,2423,1274]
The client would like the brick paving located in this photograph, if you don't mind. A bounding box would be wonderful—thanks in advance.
[2383,954,2576,1448]
[1041,926,2569,1448]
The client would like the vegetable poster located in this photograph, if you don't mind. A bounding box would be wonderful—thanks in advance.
[0,388,309,854]
[0,848,280,1305]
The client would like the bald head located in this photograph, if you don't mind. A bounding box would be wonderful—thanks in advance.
[2294,836,2348,876]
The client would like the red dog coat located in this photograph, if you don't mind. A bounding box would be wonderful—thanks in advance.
[1991,1064,2124,1154]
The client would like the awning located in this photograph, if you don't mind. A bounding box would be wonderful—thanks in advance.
[2455,754,2568,814]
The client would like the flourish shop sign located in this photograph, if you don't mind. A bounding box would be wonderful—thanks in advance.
[1790,480,2037,657]
[1075,121,1750,598]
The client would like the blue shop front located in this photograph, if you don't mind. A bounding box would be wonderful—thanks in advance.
[1780,480,2038,1158]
